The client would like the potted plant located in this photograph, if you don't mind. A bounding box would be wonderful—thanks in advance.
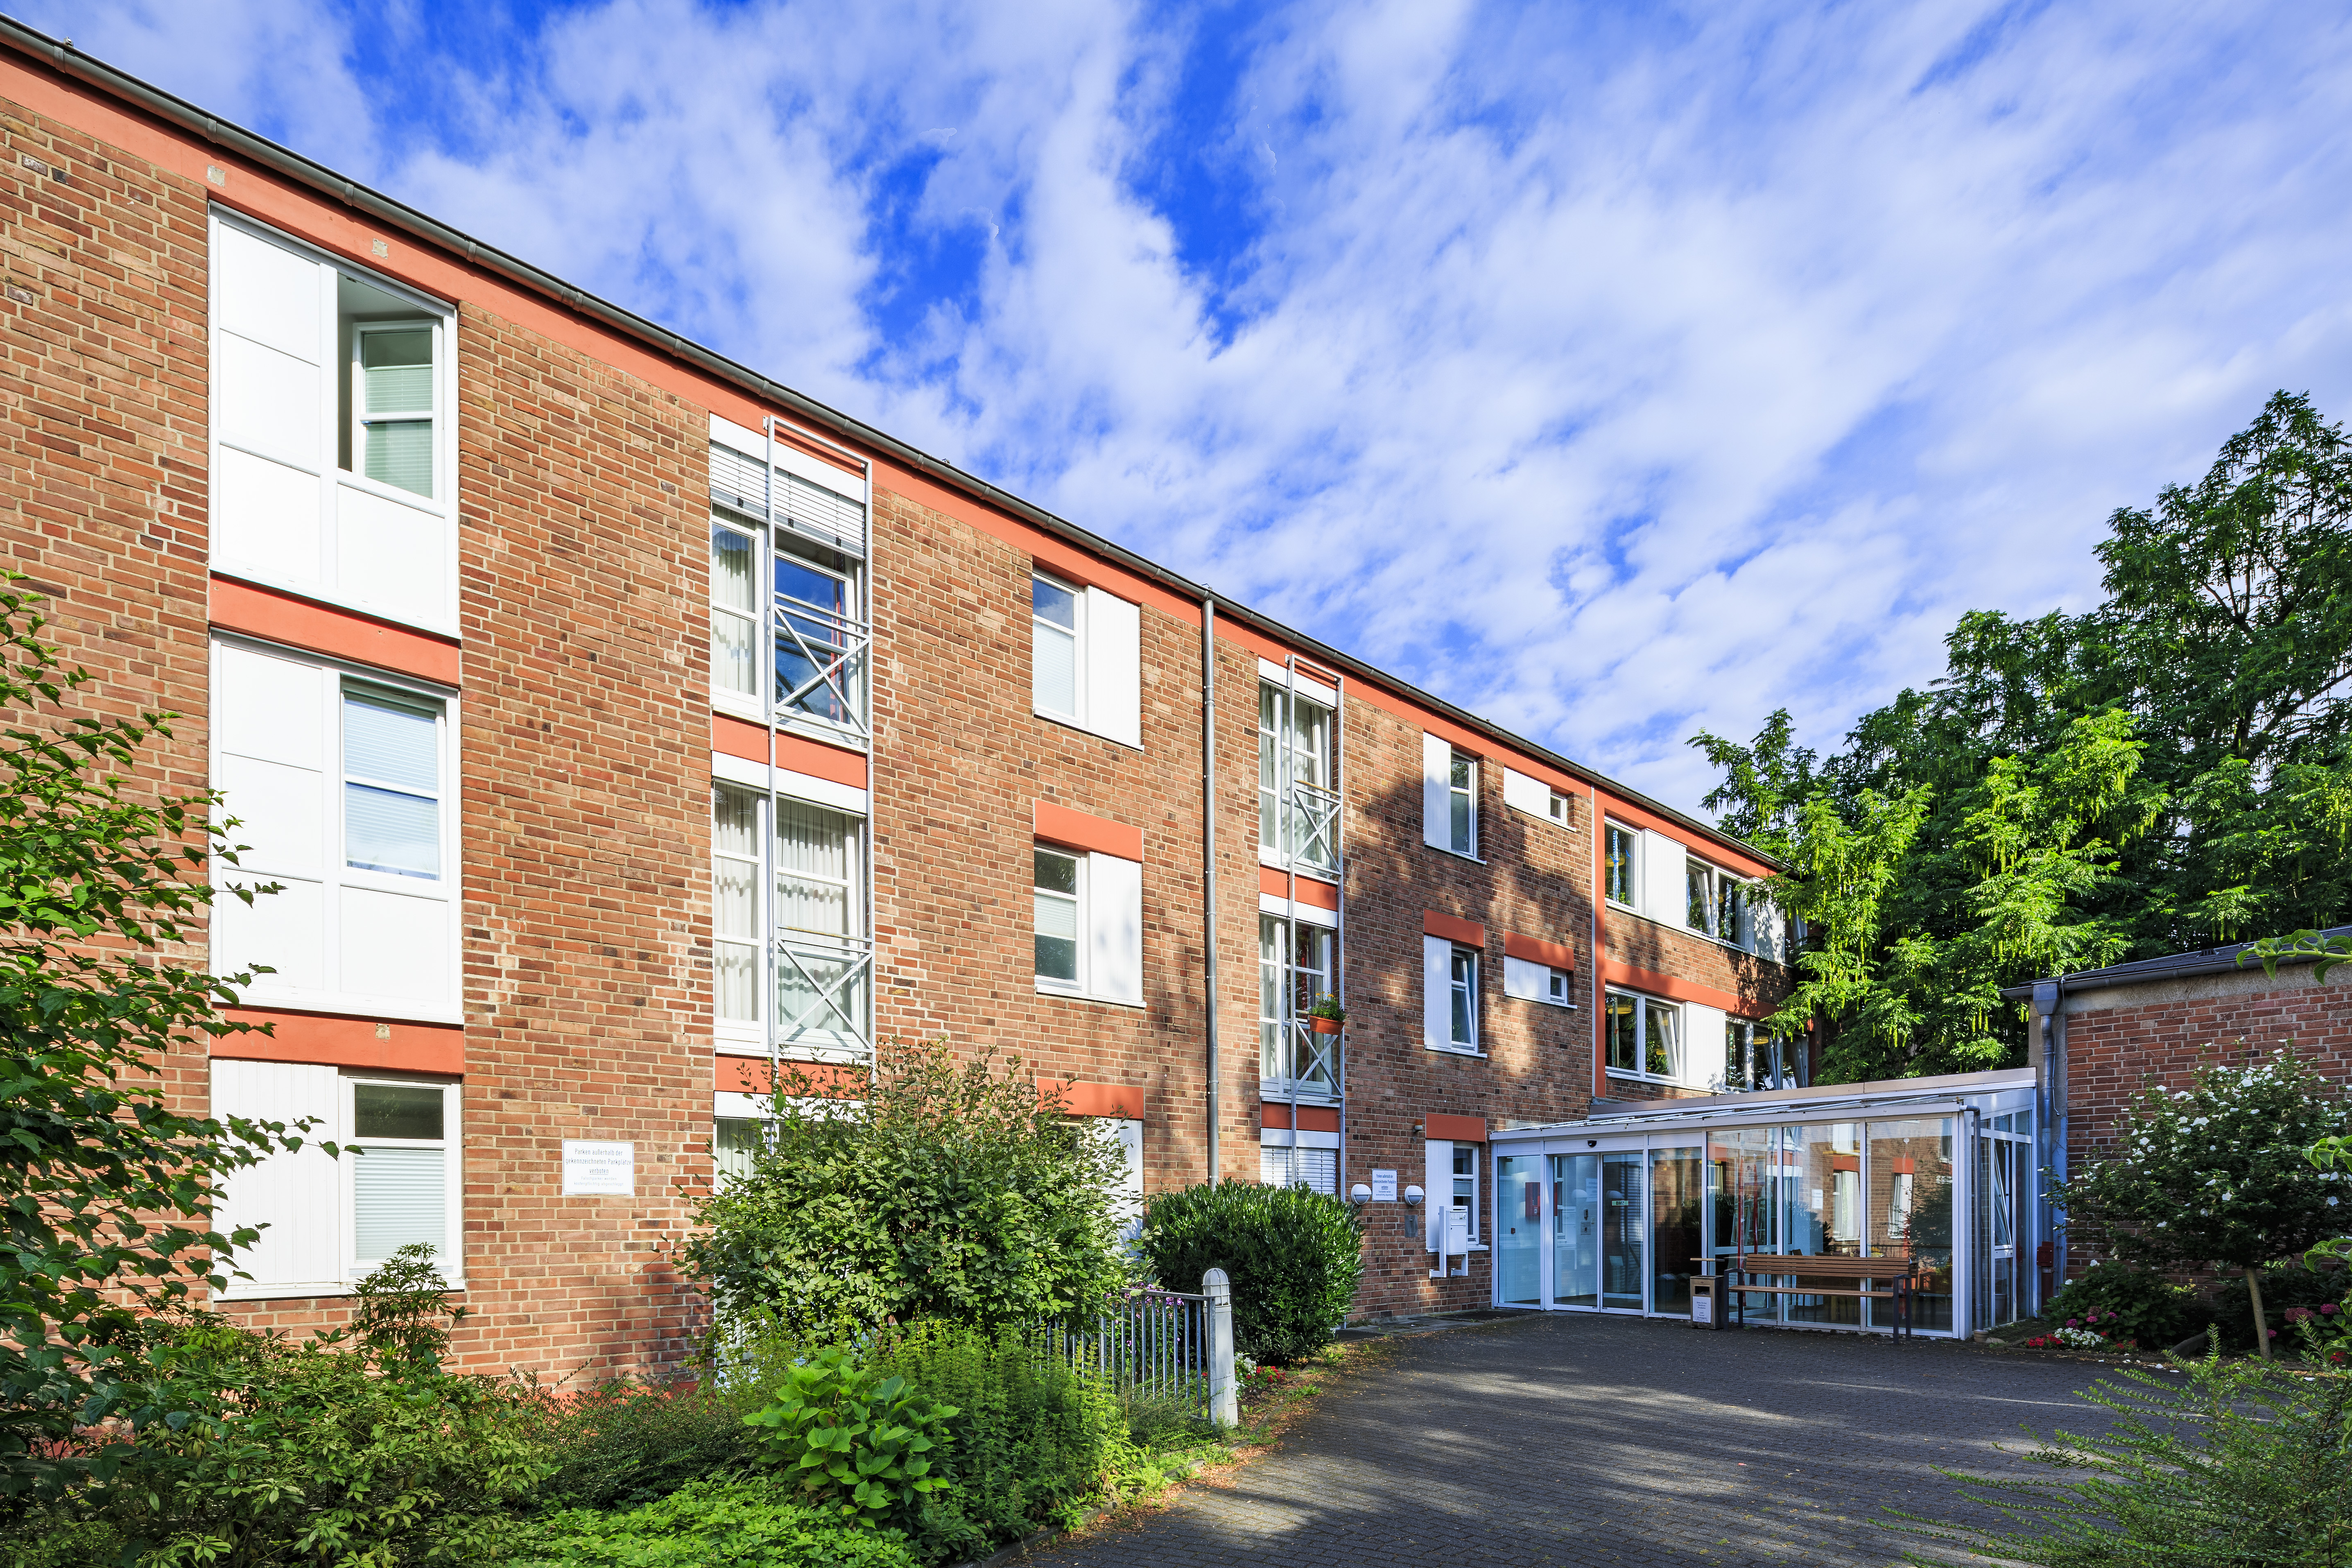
[1307,995,1346,1034]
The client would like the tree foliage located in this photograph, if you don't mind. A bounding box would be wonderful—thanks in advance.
[0,583,317,1509]
[678,1041,1129,1340]
[1698,393,2352,1079]
[1133,1181,1364,1364]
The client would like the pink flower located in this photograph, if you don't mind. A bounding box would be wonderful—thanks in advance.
[2326,1303,2341,1316]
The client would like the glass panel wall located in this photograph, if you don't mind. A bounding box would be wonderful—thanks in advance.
[1974,1117,2032,1330]
[1496,1154,1541,1306]
[1650,1148,1701,1315]
[1782,1122,1863,1325]
[1551,1153,1599,1308]
[1707,1127,1779,1319]
[1601,1153,1645,1310]
[1866,1117,1955,1333]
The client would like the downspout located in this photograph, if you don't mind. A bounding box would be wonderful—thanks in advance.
[1202,597,1220,1186]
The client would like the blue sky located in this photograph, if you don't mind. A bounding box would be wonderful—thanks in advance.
[44,0,2352,814]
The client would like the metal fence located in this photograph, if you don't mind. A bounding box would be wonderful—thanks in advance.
[1047,1287,1211,1413]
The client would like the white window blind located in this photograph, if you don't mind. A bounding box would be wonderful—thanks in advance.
[1088,851,1144,1005]
[1421,935,1455,1051]
[1503,955,1570,1006]
[211,641,458,1022]
[1420,733,1451,850]
[1424,1140,1456,1251]
[1639,828,1686,921]
[210,213,455,631]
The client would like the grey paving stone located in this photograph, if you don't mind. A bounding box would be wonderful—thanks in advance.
[1024,1313,2131,1568]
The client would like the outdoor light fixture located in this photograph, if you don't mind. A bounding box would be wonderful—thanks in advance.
[1402,1184,1423,1207]
[1587,1139,1597,1147]
[1349,1182,1373,1205]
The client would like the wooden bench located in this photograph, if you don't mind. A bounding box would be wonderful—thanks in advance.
[1694,1253,1922,1340]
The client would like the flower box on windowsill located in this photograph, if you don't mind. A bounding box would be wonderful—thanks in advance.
[1309,1016,1343,1035]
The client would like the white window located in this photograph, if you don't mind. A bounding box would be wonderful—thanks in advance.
[710,779,871,1058]
[1087,1117,1146,1231]
[714,1115,769,1186]
[1502,767,1570,826]
[706,425,871,740]
[1422,1138,1481,1253]
[1260,916,1339,1099]
[1604,822,1638,908]
[1423,934,1480,1052]
[1420,734,1478,857]
[1451,1143,1481,1244]
[1603,989,1682,1082]
[1031,572,1142,749]
[1503,954,1573,1007]
[1259,681,1338,873]
[1259,1139,1339,1195]
[210,213,456,632]
[210,640,459,1022]
[211,1062,461,1296]
[1034,844,1143,1006]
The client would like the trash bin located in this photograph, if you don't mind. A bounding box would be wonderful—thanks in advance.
[1691,1277,1717,1329]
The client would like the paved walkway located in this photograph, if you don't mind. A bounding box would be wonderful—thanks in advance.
[1033,1313,2126,1567]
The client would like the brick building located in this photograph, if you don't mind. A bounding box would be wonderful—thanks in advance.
[2012,928,2352,1287]
[0,21,1794,1376]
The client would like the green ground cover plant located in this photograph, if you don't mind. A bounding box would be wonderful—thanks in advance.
[1135,1181,1364,1363]
[2039,1262,2198,1350]
[496,1477,923,1568]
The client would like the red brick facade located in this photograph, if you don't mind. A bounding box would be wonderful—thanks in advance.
[0,36,1791,1371]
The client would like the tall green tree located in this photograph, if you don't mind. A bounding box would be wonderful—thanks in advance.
[0,583,316,1509]
[1697,393,2352,1080]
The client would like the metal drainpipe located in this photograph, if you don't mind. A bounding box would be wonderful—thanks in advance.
[1202,597,1220,1186]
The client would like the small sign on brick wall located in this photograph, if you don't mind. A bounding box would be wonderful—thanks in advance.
[562,1140,634,1196]
[1370,1169,1398,1203]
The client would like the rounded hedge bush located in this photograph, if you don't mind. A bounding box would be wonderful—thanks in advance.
[1136,1181,1364,1363]
[2042,1260,2197,1349]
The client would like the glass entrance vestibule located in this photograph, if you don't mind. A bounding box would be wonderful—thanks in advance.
[1487,1068,2038,1339]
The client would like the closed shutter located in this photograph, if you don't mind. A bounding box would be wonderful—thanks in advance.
[213,643,330,995]
[1422,934,1452,1050]
[1751,895,1782,962]
[1421,733,1451,848]
[1502,767,1549,817]
[1424,1139,1454,1251]
[1083,588,1142,749]
[1640,828,1685,922]
[1685,1002,1728,1087]
[1088,852,1144,1005]
[214,219,329,595]
[1502,955,1546,1001]
[212,1060,342,1291]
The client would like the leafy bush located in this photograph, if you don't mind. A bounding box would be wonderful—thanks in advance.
[68,1247,552,1565]
[498,1476,923,1568]
[1136,1181,1364,1363]
[2042,1262,2195,1349]
[743,1346,956,1531]
[2207,1263,2350,1353]
[537,1376,764,1510]
[1895,1351,2352,1565]
[871,1321,1127,1559]
[681,1041,1129,1341]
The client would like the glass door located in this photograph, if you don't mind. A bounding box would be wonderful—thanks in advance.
[1601,1152,1646,1311]
[1496,1154,1542,1306]
[1650,1147,1701,1315]
[1549,1153,1599,1308]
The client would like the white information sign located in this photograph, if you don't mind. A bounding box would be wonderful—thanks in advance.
[1370,1169,1398,1203]
[563,1140,634,1196]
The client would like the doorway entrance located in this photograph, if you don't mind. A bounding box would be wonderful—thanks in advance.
[1493,1144,1699,1313]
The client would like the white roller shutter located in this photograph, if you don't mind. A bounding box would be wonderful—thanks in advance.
[1640,828,1686,924]
[1752,894,1783,962]
[1423,934,1452,1050]
[1502,767,1549,817]
[211,1060,342,1293]
[1088,852,1144,1005]
[1421,733,1451,848]
[1083,588,1142,749]
[1685,1002,1728,1088]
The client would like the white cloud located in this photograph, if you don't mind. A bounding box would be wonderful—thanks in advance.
[39,0,2352,816]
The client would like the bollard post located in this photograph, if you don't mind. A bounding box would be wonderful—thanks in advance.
[1203,1267,1238,1428]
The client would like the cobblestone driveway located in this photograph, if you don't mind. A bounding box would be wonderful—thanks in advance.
[1033,1313,2122,1568]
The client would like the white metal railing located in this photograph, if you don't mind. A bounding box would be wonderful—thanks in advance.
[772,594,871,746]
[1287,778,1341,874]
[774,929,873,1059]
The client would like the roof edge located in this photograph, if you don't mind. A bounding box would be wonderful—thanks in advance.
[0,16,1778,869]
[1998,925,2352,1001]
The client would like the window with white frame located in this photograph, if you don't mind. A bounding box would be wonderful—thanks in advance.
[210,641,459,1021]
[1031,571,1142,748]
[1604,822,1637,907]
[1422,934,1483,1052]
[1450,1143,1481,1244]
[1032,842,1144,1005]
[1449,948,1479,1047]
[1685,858,1776,955]
[1502,766,1571,827]
[706,428,871,739]
[210,213,457,632]
[1420,734,1479,856]
[1259,915,1338,1099]
[1258,682,1338,873]
[1603,989,1680,1081]
[1260,1139,1338,1195]
[210,1062,461,1295]
[1720,1017,1802,1092]
[1502,950,1573,1007]
[709,782,871,1057]
[713,1115,770,1186]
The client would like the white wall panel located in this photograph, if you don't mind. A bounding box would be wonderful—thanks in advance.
[340,887,450,1005]
[1421,733,1451,849]
[1640,828,1686,924]
[1083,588,1142,749]
[1087,852,1143,1006]
[1422,934,1451,1050]
[215,876,328,993]
[217,754,324,876]
[216,448,324,588]
[218,334,321,470]
[211,1059,341,1292]
[336,484,444,626]
[1502,767,1550,817]
[215,222,322,360]
[216,645,325,769]
[1686,1002,1728,1086]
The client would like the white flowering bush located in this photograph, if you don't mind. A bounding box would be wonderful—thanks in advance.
[2057,1051,2351,1361]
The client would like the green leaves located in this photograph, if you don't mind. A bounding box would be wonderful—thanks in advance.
[1135,1182,1364,1364]
[742,1346,959,1531]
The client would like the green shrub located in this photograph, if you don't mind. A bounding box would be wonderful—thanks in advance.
[72,1247,552,1565]
[498,1476,922,1568]
[680,1042,1128,1341]
[2207,1263,2350,1353]
[2042,1262,2195,1349]
[743,1346,956,1531]
[872,1321,1127,1560]
[537,1376,764,1510]
[1895,1351,2352,1565]
[1135,1181,1364,1363]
